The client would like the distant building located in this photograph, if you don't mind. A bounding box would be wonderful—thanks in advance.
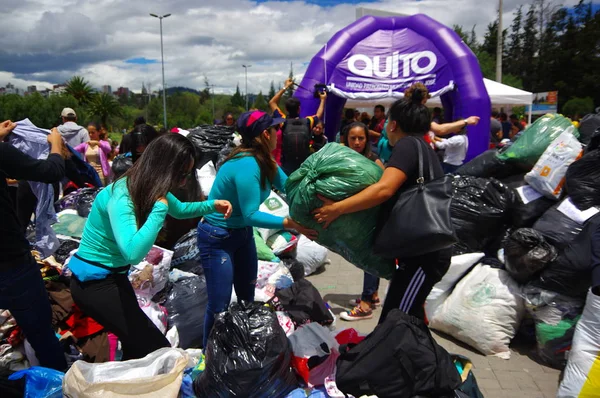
[116,87,130,97]
[0,83,22,96]
[102,85,112,95]
[27,85,37,93]
[51,84,67,96]
[40,88,53,98]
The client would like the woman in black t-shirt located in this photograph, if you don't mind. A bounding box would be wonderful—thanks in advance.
[314,89,451,323]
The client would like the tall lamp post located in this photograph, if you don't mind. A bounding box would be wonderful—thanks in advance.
[242,64,252,111]
[150,13,171,129]
[208,84,216,124]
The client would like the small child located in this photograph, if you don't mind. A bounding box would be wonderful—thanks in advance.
[311,121,328,152]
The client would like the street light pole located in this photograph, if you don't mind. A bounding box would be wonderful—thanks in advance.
[496,0,503,83]
[150,13,171,129]
[242,64,252,111]
[208,84,216,124]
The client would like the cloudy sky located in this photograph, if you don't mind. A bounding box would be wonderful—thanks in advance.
[0,0,586,95]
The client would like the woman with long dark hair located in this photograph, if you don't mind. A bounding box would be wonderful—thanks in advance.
[68,134,232,360]
[314,89,451,323]
[198,110,316,347]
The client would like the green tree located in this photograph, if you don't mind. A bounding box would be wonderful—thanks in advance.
[562,97,594,118]
[283,62,295,100]
[521,5,538,91]
[88,93,122,126]
[200,75,211,105]
[230,84,245,108]
[65,76,94,105]
[252,91,268,111]
[506,6,523,77]
[268,81,276,101]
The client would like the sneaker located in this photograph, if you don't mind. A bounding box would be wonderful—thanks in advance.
[348,297,381,308]
[340,306,373,321]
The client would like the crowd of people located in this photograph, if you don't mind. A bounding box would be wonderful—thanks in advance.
[1,78,556,374]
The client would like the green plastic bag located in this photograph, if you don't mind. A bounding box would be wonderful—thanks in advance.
[52,211,87,238]
[253,228,279,262]
[497,114,579,167]
[285,143,395,279]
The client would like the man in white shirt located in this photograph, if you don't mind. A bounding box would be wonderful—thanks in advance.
[434,129,469,174]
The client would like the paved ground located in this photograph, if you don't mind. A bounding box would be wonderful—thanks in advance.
[307,252,561,398]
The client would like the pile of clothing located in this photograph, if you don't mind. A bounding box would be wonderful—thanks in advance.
[426,114,600,369]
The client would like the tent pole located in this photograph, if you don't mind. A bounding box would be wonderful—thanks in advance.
[528,106,532,125]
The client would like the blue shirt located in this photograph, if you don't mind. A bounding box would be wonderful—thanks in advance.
[204,155,287,229]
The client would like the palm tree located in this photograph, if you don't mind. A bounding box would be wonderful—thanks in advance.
[65,76,94,105]
[88,93,122,126]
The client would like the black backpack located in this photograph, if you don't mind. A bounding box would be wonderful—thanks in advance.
[281,118,311,175]
[336,310,461,398]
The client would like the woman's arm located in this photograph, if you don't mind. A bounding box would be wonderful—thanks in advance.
[272,166,288,193]
[107,188,169,265]
[165,193,232,220]
[73,143,86,153]
[431,116,480,136]
[313,167,406,228]
[236,169,285,230]
[375,159,385,170]
[99,140,111,155]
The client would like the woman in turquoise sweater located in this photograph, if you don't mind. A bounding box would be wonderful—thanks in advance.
[69,134,232,360]
[199,111,316,347]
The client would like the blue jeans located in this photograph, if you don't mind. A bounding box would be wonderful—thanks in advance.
[361,272,380,302]
[442,162,460,174]
[197,221,258,347]
[0,257,67,371]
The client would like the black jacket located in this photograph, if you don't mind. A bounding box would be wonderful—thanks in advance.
[0,143,64,269]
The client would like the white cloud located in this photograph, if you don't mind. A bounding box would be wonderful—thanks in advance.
[0,0,582,94]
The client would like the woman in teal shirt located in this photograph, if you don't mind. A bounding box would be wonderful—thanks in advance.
[69,134,232,360]
[198,111,316,347]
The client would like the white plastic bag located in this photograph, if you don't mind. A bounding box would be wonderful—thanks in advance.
[63,347,188,398]
[425,252,485,319]
[296,235,329,276]
[256,191,289,241]
[137,296,168,334]
[557,290,600,397]
[429,264,525,358]
[196,161,216,198]
[129,246,173,298]
[256,260,281,289]
[525,127,583,199]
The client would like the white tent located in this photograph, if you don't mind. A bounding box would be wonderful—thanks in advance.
[335,78,534,121]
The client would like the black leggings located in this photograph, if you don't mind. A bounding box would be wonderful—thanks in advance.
[379,249,451,324]
[70,273,169,360]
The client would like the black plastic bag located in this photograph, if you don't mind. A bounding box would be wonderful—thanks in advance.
[509,184,555,228]
[282,257,304,282]
[194,301,297,397]
[578,113,600,146]
[274,279,334,327]
[111,154,133,180]
[165,274,208,349]
[503,229,558,284]
[54,239,80,264]
[455,150,523,179]
[565,150,600,211]
[216,142,236,170]
[75,188,100,218]
[450,176,515,254]
[533,200,584,249]
[187,125,234,169]
[530,213,600,297]
[170,229,203,276]
[523,286,584,369]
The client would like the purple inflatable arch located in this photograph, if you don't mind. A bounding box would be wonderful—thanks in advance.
[297,14,491,161]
